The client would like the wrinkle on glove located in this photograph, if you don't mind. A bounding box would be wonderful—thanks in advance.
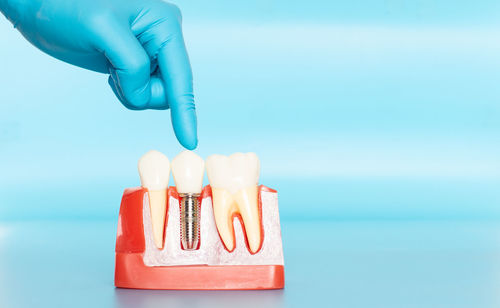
[0,0,198,149]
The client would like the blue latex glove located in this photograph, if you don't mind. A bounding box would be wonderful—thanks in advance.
[0,0,197,149]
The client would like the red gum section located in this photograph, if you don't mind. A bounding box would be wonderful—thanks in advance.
[116,187,146,253]
[116,187,170,253]
[115,185,274,254]
[115,185,284,290]
[115,253,285,290]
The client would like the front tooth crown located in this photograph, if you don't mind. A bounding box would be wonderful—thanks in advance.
[206,152,262,253]
[171,150,205,194]
[138,150,170,190]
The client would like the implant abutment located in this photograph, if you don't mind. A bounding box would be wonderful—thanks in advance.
[179,193,201,250]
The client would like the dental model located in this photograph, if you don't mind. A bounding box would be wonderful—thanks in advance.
[138,150,170,249]
[171,150,205,250]
[206,153,262,254]
[115,151,284,290]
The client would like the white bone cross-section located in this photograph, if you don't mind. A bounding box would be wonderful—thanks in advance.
[142,190,284,266]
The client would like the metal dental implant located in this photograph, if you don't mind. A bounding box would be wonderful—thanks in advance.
[171,151,205,251]
[179,193,201,250]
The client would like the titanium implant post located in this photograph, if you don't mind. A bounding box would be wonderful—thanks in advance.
[179,193,200,250]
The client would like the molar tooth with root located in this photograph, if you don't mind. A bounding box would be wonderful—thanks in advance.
[206,153,262,254]
[138,150,170,249]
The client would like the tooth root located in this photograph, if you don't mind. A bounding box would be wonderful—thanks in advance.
[234,186,262,253]
[148,190,167,249]
[212,188,236,251]
[206,153,263,254]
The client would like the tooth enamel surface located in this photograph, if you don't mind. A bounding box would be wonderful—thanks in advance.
[171,150,205,194]
[206,153,262,253]
[138,150,170,249]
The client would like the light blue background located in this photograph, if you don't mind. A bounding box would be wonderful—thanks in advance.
[1,1,500,307]
[0,1,499,221]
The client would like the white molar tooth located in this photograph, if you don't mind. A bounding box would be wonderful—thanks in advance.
[204,154,231,191]
[138,150,170,249]
[206,152,262,254]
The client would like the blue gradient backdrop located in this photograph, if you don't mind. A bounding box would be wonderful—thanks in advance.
[0,0,499,221]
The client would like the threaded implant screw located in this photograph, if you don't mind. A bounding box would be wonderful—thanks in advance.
[179,193,200,250]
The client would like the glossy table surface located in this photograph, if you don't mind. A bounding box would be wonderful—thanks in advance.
[1,219,499,308]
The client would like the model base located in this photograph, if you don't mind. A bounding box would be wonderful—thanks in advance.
[115,253,284,290]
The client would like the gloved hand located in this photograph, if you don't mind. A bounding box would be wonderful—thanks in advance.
[0,0,197,149]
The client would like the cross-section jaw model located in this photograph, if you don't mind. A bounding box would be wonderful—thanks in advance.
[114,150,285,290]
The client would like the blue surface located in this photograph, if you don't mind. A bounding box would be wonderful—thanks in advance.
[1,220,500,308]
[1,1,500,307]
